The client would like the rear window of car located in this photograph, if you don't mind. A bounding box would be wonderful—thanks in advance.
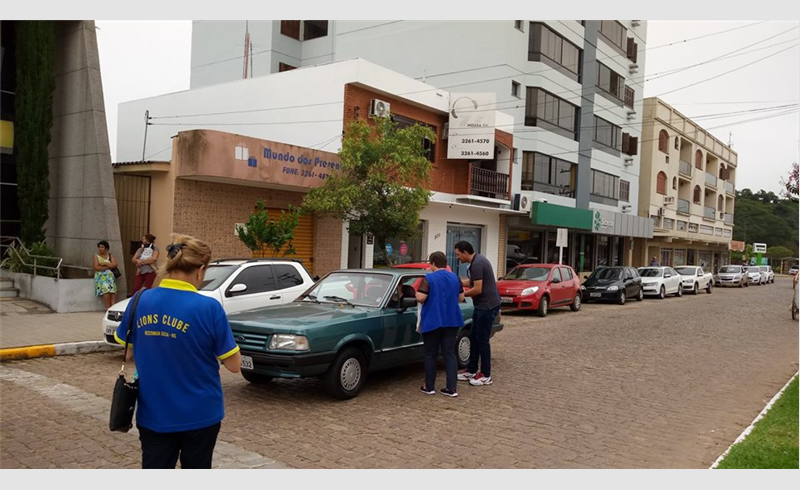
[274,264,304,289]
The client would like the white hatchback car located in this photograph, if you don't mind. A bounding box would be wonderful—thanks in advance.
[742,266,763,285]
[759,265,775,284]
[102,258,315,345]
[637,267,683,299]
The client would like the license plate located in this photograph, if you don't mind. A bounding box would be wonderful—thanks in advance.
[501,297,513,304]
[241,355,254,370]
[590,292,601,298]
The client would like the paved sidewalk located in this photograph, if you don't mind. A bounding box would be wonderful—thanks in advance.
[0,298,118,357]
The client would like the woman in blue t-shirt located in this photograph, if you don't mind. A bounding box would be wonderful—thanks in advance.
[116,234,241,469]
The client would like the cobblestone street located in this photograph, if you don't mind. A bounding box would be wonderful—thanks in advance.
[1,277,797,468]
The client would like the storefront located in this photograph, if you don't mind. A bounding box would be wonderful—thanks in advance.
[589,208,653,273]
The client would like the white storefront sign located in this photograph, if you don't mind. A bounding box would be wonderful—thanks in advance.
[447,93,496,160]
[753,243,767,253]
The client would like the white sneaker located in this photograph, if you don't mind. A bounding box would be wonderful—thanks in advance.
[457,370,476,381]
[469,373,492,386]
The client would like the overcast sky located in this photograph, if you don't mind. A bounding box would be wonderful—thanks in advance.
[96,20,799,194]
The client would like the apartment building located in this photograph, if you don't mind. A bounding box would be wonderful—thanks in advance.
[189,20,653,275]
[636,97,737,272]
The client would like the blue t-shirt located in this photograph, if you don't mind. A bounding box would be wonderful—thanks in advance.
[420,269,464,334]
[115,279,239,433]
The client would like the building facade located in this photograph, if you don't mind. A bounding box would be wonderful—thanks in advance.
[187,20,653,276]
[636,97,737,271]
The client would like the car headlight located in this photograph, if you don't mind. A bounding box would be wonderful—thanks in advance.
[107,311,124,322]
[580,285,586,290]
[521,286,540,296]
[269,334,310,351]
[607,286,619,291]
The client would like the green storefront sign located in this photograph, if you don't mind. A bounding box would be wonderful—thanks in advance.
[529,202,593,230]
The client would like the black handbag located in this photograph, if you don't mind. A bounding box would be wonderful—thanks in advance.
[110,255,122,279]
[109,289,144,432]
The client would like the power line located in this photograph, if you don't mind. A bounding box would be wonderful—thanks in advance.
[645,21,769,51]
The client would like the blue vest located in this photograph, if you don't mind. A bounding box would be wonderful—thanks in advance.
[420,269,464,334]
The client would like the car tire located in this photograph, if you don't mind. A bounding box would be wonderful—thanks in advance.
[570,294,581,312]
[324,347,367,400]
[658,286,666,300]
[617,291,626,305]
[692,283,699,295]
[706,282,713,294]
[535,296,549,317]
[456,329,471,369]
[738,281,743,288]
[241,371,274,384]
[675,286,683,297]
[745,281,749,287]
[636,288,644,301]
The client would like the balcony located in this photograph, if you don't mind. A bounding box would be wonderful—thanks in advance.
[724,213,734,225]
[703,206,715,220]
[677,198,690,215]
[705,172,717,188]
[725,181,735,195]
[679,160,692,178]
[470,166,509,200]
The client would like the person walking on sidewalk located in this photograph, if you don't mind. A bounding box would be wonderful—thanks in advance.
[115,234,242,469]
[132,234,159,294]
[415,251,465,397]
[93,240,118,309]
[454,241,501,386]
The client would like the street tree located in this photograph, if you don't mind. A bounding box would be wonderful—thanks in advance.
[236,201,301,258]
[302,116,435,267]
[780,161,799,201]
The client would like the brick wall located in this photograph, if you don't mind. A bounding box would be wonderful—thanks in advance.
[313,216,344,276]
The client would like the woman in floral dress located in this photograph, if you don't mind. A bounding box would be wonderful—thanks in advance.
[93,240,119,308]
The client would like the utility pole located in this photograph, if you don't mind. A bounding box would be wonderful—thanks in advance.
[141,109,150,161]
[243,21,251,79]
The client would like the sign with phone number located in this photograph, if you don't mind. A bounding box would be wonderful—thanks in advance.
[447,93,496,160]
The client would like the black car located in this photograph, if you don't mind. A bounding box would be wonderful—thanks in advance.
[581,266,643,305]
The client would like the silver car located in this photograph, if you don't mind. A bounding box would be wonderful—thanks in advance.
[715,265,749,288]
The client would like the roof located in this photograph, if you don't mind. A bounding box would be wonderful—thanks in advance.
[112,160,170,168]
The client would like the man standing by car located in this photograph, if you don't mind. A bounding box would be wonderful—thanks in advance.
[454,241,501,386]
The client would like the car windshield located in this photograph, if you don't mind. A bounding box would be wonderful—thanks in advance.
[297,272,393,307]
[198,265,238,291]
[674,267,696,276]
[719,266,741,273]
[590,268,621,280]
[638,268,662,277]
[504,267,550,281]
[759,267,769,272]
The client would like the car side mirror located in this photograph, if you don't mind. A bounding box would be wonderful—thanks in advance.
[664,273,672,278]
[398,296,417,312]
[551,277,561,284]
[312,275,320,282]
[227,283,247,297]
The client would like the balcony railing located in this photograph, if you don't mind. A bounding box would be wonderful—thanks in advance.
[724,213,734,224]
[470,166,509,200]
[677,198,690,215]
[705,172,717,188]
[703,206,715,220]
[679,160,692,177]
[725,181,735,195]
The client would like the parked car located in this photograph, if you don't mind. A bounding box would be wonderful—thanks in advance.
[101,258,315,345]
[674,266,713,294]
[759,265,775,284]
[227,269,503,399]
[714,265,749,288]
[788,265,799,276]
[637,266,683,299]
[391,262,452,272]
[497,264,582,317]
[742,266,764,286]
[581,266,643,305]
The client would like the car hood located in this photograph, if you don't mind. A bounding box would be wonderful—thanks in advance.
[583,278,623,287]
[497,280,546,295]
[227,301,373,332]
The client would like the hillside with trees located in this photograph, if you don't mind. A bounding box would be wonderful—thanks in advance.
[732,188,798,257]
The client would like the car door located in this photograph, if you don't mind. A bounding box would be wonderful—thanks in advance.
[379,275,424,367]
[223,265,282,313]
[696,268,705,288]
[559,267,578,303]
[548,267,565,304]
[621,268,634,297]
[272,263,309,304]
[665,268,680,293]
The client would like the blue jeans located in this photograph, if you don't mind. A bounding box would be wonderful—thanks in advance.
[467,306,499,377]
[422,327,458,391]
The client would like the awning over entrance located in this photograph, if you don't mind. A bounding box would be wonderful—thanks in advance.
[529,202,592,230]
[590,209,653,238]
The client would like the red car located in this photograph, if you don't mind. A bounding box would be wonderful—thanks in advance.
[497,264,582,317]
[391,262,452,272]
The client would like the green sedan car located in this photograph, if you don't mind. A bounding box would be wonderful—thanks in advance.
[227,269,503,399]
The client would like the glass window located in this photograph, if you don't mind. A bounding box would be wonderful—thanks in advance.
[546,230,569,264]
[301,272,392,307]
[504,266,549,281]
[596,235,610,267]
[199,265,238,291]
[600,20,627,51]
[446,224,483,278]
[522,152,576,198]
[273,264,304,290]
[560,267,573,281]
[303,21,328,40]
[525,87,579,138]
[374,222,424,268]
[594,116,621,150]
[660,248,673,267]
[551,267,562,282]
[528,22,582,77]
[506,229,543,269]
[591,170,619,199]
[620,180,630,202]
[229,265,276,295]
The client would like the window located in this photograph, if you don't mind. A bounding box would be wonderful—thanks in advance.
[528,23,582,78]
[695,150,703,169]
[600,20,627,52]
[693,185,701,204]
[551,268,562,283]
[521,152,576,197]
[688,223,699,233]
[660,248,673,268]
[597,62,625,101]
[672,177,677,190]
[514,20,524,31]
[591,170,619,200]
[715,228,723,236]
[594,116,622,151]
[656,172,667,195]
[626,37,638,63]
[620,180,630,202]
[717,195,724,211]
[274,264,304,290]
[700,225,713,235]
[658,130,669,153]
[303,21,328,40]
[229,265,276,296]
[279,62,296,73]
[621,132,638,156]
[624,86,635,108]
[525,88,579,139]
[560,267,573,281]
[393,114,436,163]
[674,137,679,150]
[511,80,521,98]
[663,218,674,230]
[281,21,301,40]
[674,249,687,266]
[677,221,687,231]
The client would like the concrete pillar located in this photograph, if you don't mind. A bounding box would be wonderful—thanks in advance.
[576,21,599,210]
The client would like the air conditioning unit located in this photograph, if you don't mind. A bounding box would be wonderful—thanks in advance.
[442,122,449,140]
[631,20,641,27]
[629,63,639,74]
[626,109,636,121]
[657,207,665,216]
[720,212,725,219]
[664,196,675,205]
[621,204,632,213]
[369,99,391,118]
[517,194,533,213]
[624,157,634,166]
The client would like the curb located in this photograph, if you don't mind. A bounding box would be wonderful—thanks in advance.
[0,341,122,361]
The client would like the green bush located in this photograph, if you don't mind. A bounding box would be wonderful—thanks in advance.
[0,241,59,277]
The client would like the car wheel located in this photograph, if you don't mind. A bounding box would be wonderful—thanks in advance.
[658,286,666,300]
[456,329,471,369]
[738,281,743,288]
[324,347,367,400]
[535,296,549,317]
[675,285,683,297]
[241,371,274,384]
[570,294,581,311]
[617,291,626,305]
[636,288,644,301]
[692,283,699,295]
[706,282,713,294]
[745,280,749,287]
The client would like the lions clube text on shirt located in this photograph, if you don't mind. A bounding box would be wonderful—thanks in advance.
[137,313,192,335]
